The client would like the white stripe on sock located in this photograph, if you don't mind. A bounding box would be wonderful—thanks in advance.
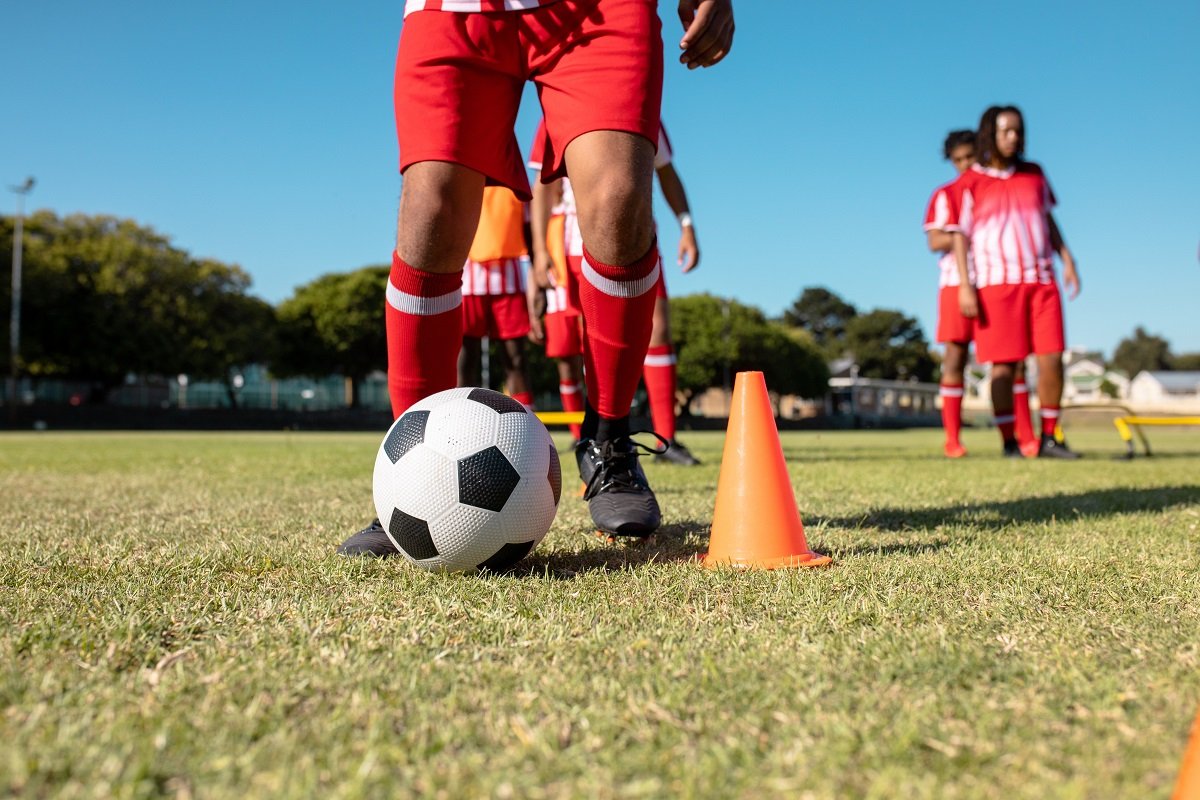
[386,279,462,316]
[581,255,661,299]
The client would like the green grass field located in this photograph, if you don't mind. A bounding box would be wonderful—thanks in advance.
[2,427,1198,799]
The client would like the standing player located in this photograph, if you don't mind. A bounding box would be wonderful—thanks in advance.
[925,130,1037,458]
[529,118,703,465]
[457,185,536,409]
[338,0,737,556]
[947,105,1082,459]
[525,182,585,442]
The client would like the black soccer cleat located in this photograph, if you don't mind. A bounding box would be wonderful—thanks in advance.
[1038,434,1082,460]
[336,518,402,557]
[1002,439,1024,458]
[576,435,665,537]
[655,438,702,466]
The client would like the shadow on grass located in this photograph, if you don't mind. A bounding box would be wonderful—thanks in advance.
[810,485,1199,536]
[499,521,709,579]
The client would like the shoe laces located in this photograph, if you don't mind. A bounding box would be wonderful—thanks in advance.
[583,431,669,499]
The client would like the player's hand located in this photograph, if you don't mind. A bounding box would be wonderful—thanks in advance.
[958,284,979,319]
[1062,255,1081,299]
[678,0,734,69]
[526,285,546,345]
[678,227,699,273]
[531,251,553,289]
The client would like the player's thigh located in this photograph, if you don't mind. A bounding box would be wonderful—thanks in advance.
[976,285,1030,364]
[530,0,663,182]
[1029,283,1065,355]
[395,11,528,198]
[491,294,531,341]
[461,296,489,339]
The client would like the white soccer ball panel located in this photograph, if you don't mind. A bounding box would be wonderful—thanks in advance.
[429,504,508,570]
[495,411,553,477]
[423,397,500,461]
[499,478,557,545]
[405,386,473,414]
[372,443,458,529]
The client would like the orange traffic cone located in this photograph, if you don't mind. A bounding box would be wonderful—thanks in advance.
[701,371,831,570]
[1175,706,1200,800]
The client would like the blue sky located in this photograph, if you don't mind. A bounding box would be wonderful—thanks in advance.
[3,1,1198,357]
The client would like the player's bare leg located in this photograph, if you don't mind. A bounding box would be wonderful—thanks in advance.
[990,361,1022,458]
[565,130,665,537]
[941,341,969,458]
[458,337,482,388]
[499,338,534,409]
[339,162,486,557]
[1035,351,1079,458]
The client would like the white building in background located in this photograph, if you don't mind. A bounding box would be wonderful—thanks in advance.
[1128,371,1200,412]
[1062,356,1130,402]
[963,348,1130,410]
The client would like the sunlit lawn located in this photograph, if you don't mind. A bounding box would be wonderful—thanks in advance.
[2,427,1198,799]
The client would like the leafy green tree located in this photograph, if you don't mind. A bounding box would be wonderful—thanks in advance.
[1111,327,1172,377]
[844,309,936,382]
[782,287,858,355]
[274,266,389,407]
[2,212,272,401]
[1171,352,1200,371]
[671,294,829,409]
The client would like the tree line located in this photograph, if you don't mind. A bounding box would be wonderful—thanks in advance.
[3,212,964,410]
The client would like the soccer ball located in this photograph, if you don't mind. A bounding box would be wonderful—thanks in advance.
[372,387,561,572]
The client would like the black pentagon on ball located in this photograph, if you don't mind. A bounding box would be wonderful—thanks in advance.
[457,445,520,512]
[477,540,535,573]
[388,507,439,560]
[547,444,561,505]
[467,387,527,415]
[383,410,430,464]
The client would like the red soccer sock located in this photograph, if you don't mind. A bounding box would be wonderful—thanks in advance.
[578,243,659,425]
[939,382,964,445]
[511,390,535,411]
[1040,405,1060,439]
[559,380,584,440]
[643,344,678,441]
[385,252,463,418]
[994,413,1016,443]
[1014,383,1036,447]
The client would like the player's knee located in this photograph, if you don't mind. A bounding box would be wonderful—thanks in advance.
[583,177,653,261]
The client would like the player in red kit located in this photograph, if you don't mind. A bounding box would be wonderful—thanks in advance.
[339,0,737,556]
[529,119,702,465]
[947,106,1082,459]
[457,186,536,409]
[925,130,1037,458]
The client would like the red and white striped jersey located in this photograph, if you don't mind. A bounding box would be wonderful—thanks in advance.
[528,120,674,260]
[461,257,529,296]
[923,182,974,288]
[945,162,1058,288]
[404,0,562,18]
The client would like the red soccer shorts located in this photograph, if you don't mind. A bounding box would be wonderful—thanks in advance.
[936,284,974,344]
[975,282,1065,363]
[394,0,664,201]
[462,293,532,341]
[544,309,584,358]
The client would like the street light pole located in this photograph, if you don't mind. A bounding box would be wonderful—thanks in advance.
[8,177,35,425]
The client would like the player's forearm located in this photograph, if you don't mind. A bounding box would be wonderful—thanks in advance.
[529,176,556,258]
[655,164,692,224]
[1047,213,1072,262]
[952,233,971,285]
[927,229,953,253]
